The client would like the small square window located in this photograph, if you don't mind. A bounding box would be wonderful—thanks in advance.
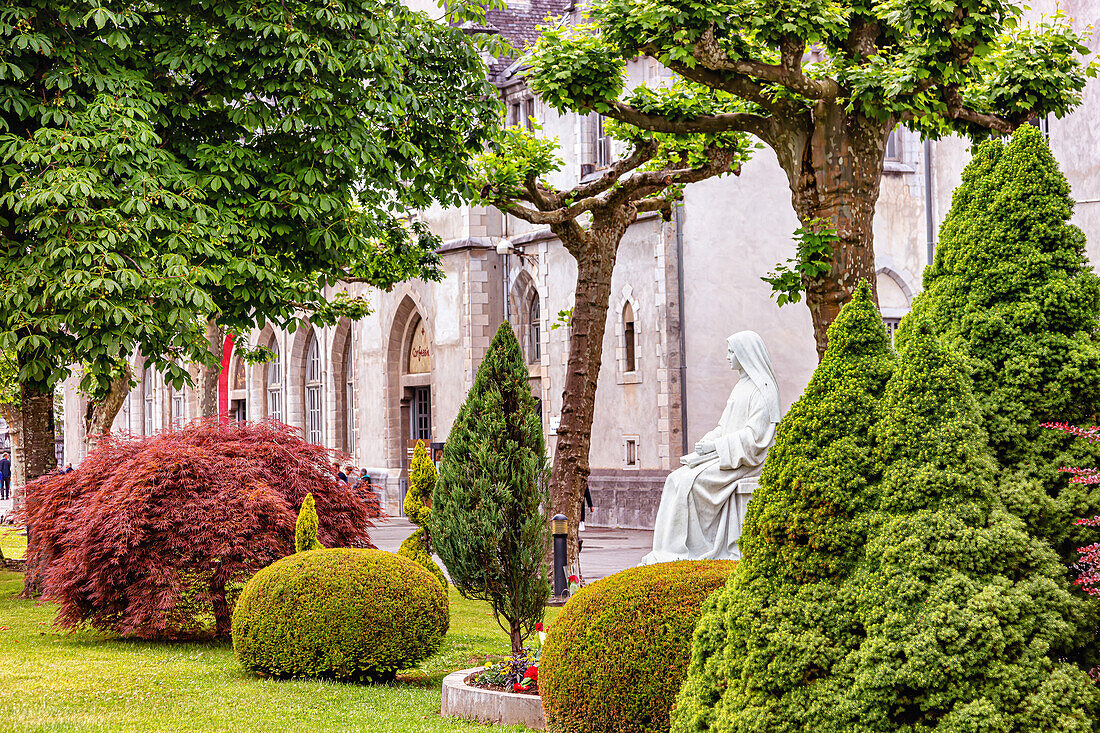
[623,435,640,469]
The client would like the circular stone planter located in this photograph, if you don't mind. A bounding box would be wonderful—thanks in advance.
[440,667,546,730]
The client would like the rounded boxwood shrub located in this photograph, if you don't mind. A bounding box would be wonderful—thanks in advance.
[540,560,736,733]
[232,548,448,682]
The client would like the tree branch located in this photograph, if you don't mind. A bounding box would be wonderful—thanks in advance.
[603,100,775,141]
[942,85,1015,134]
[567,140,659,201]
[691,26,838,101]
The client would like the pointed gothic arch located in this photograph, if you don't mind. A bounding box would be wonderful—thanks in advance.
[330,318,355,455]
[386,295,434,476]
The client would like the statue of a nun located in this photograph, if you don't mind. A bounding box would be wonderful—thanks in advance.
[641,330,781,564]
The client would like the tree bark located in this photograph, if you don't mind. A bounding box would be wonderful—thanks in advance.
[548,212,630,571]
[195,319,225,419]
[84,364,132,455]
[18,375,55,597]
[777,108,887,359]
[509,619,524,656]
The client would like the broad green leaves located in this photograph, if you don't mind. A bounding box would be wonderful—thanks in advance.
[0,0,496,401]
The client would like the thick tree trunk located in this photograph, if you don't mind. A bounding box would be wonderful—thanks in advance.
[18,376,54,597]
[780,109,888,359]
[84,364,132,455]
[548,214,629,571]
[195,319,225,419]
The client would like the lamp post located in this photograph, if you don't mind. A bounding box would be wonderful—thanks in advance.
[552,513,567,597]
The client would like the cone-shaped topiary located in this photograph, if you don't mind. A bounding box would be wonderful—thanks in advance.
[908,124,1100,567]
[398,440,445,587]
[673,283,894,732]
[431,322,549,654]
[831,323,1098,730]
[294,494,324,553]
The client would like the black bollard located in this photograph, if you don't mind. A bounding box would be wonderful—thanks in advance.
[552,514,568,597]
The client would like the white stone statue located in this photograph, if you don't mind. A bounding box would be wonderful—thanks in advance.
[641,331,780,564]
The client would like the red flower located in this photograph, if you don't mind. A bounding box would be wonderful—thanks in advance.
[534,622,544,632]
[568,574,580,584]
[525,665,539,681]
[513,682,527,692]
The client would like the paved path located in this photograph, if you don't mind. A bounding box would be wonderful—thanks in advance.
[372,516,653,582]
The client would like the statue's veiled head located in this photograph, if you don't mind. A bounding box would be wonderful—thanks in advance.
[726,331,782,423]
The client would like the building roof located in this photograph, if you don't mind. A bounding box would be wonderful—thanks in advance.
[480,0,576,85]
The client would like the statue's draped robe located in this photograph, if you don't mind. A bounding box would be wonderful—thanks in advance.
[642,378,775,564]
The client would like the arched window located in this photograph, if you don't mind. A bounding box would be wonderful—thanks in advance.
[266,341,282,423]
[623,302,636,373]
[343,335,354,453]
[407,317,430,374]
[169,383,184,429]
[143,368,154,435]
[527,293,541,363]
[305,335,323,444]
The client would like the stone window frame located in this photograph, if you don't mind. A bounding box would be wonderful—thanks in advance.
[622,433,640,470]
[615,286,642,385]
[265,336,283,424]
[304,331,324,445]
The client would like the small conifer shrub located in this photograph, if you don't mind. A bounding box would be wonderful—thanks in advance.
[673,284,894,731]
[908,124,1100,564]
[397,440,446,587]
[295,494,324,553]
[432,323,549,654]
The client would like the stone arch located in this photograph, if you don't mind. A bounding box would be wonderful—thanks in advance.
[330,318,355,455]
[249,324,281,421]
[386,294,434,474]
[289,322,324,441]
[876,267,913,319]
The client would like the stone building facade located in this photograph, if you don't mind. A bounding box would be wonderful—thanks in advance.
[60,0,1100,527]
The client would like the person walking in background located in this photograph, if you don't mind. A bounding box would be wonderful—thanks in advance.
[0,452,10,500]
[579,486,594,531]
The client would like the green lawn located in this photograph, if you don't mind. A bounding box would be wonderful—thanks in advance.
[1,527,26,559]
[0,570,557,732]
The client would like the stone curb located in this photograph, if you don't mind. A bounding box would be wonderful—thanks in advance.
[440,667,546,730]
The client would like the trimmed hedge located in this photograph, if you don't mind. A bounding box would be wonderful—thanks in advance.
[540,560,736,733]
[232,549,448,682]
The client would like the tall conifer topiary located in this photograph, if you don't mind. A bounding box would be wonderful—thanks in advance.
[833,324,1097,730]
[909,124,1100,564]
[674,284,894,731]
[431,323,549,654]
[398,440,446,588]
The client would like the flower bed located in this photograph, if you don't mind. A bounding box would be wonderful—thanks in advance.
[440,667,546,730]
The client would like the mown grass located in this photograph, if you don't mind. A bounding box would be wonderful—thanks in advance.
[0,570,558,732]
[1,527,26,559]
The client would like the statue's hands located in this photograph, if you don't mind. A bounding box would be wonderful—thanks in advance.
[695,440,716,455]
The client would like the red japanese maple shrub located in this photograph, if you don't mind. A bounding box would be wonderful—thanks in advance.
[23,419,381,640]
[1044,422,1100,597]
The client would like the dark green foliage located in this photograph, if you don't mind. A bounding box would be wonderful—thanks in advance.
[431,323,549,654]
[294,494,323,553]
[740,281,894,584]
[672,321,1099,732]
[398,441,445,587]
[540,561,736,733]
[834,325,1097,730]
[232,549,448,682]
[909,124,1100,564]
[672,286,894,732]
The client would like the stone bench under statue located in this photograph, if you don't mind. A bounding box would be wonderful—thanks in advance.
[641,331,779,565]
